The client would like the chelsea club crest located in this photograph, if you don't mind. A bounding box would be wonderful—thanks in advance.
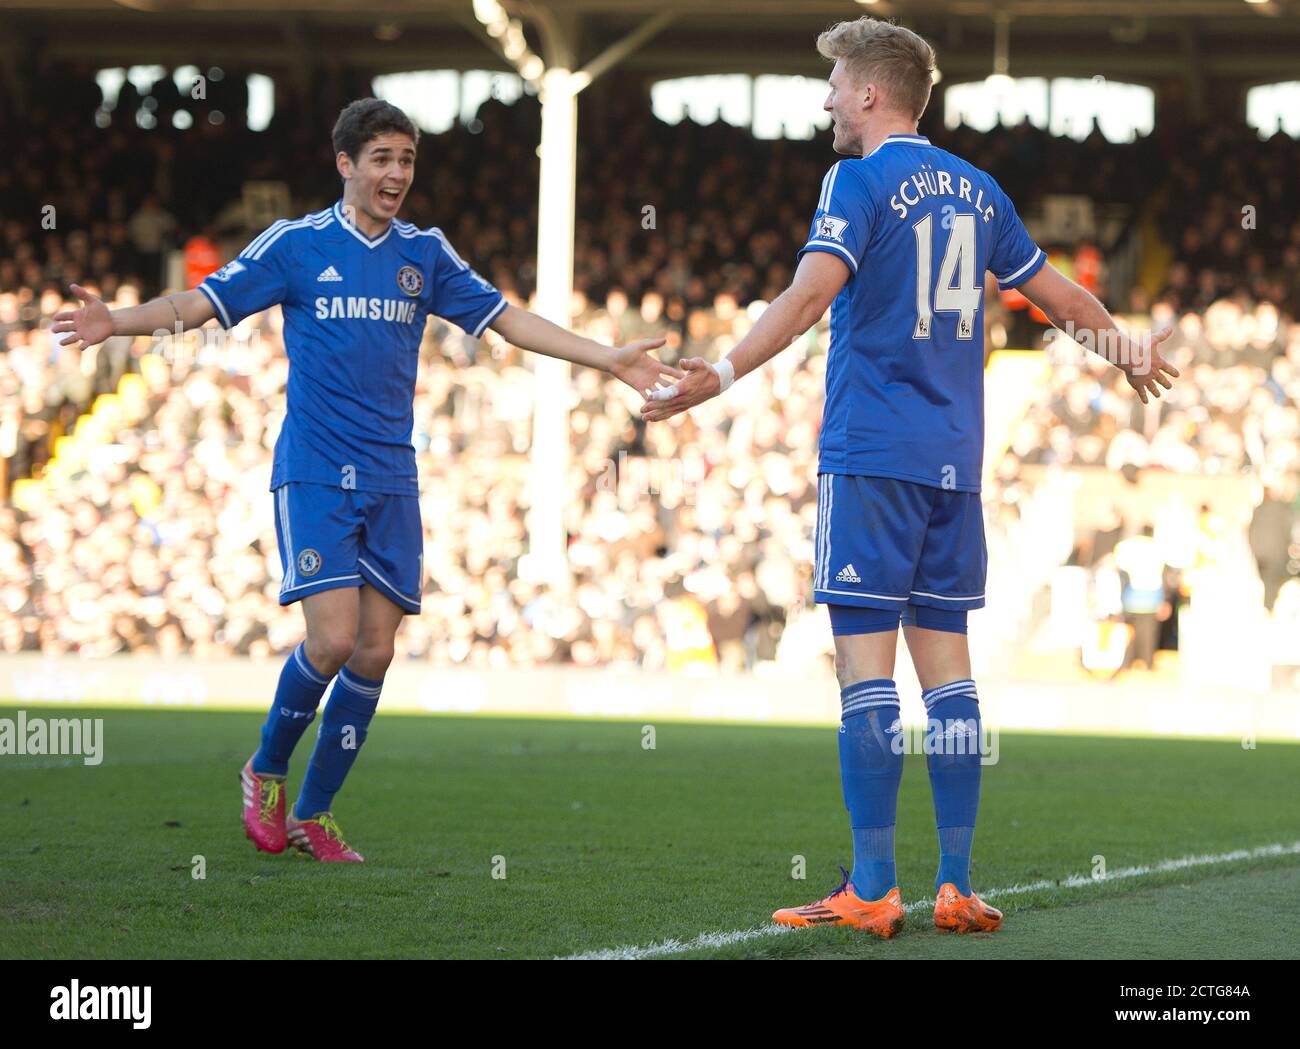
[297,548,322,577]
[396,266,424,296]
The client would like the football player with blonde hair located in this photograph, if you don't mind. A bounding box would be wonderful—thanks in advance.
[646,16,1177,935]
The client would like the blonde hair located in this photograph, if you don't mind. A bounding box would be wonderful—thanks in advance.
[816,17,936,122]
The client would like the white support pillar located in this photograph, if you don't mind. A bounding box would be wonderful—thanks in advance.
[472,3,675,589]
[528,67,579,587]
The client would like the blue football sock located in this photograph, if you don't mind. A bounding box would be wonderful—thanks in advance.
[838,678,904,901]
[922,679,982,896]
[295,666,383,819]
[252,642,332,777]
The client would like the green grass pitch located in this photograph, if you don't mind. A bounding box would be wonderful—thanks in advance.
[1,707,1296,960]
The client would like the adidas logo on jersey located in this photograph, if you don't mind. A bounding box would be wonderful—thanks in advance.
[316,265,343,282]
[836,563,861,583]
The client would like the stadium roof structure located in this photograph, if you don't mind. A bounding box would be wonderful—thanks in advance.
[3,0,1300,84]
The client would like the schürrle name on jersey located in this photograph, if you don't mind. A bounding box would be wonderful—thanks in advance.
[889,167,998,224]
[314,296,420,323]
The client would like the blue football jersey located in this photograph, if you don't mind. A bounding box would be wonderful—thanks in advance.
[199,201,505,495]
[799,134,1044,493]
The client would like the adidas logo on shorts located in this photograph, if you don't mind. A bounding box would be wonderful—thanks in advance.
[836,563,861,583]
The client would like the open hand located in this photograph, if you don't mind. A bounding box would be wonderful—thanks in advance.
[609,337,684,399]
[51,284,113,350]
[1124,326,1180,404]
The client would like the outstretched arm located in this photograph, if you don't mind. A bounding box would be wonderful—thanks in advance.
[52,283,216,349]
[489,303,682,397]
[1017,262,1179,404]
[640,250,848,422]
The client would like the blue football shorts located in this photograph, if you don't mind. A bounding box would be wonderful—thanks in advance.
[272,482,423,614]
[813,472,986,614]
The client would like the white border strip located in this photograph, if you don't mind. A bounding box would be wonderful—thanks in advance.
[197,284,233,329]
[801,239,859,272]
[815,474,828,591]
[472,296,507,338]
[278,485,295,590]
[996,247,1044,287]
[561,839,1300,960]
[817,162,840,212]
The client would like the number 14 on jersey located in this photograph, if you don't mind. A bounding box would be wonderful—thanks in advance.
[912,212,980,341]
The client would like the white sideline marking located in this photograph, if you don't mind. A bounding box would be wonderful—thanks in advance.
[562,840,1300,960]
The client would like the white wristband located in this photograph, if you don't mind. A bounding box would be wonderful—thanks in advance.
[711,358,735,393]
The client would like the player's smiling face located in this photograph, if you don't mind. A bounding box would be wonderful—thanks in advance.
[824,59,867,156]
[338,131,416,233]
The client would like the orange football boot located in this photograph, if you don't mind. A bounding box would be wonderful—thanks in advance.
[772,867,905,938]
[934,883,1002,933]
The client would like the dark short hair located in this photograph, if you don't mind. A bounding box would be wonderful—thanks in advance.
[331,98,419,161]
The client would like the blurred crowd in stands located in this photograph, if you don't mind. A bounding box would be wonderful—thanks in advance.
[2,67,1298,672]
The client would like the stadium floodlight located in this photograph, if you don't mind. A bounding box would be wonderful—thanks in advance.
[475,2,539,79]
[520,55,545,83]
[985,13,1012,89]
[473,0,508,34]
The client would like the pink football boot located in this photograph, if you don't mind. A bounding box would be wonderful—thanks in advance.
[286,811,364,863]
[241,758,287,854]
